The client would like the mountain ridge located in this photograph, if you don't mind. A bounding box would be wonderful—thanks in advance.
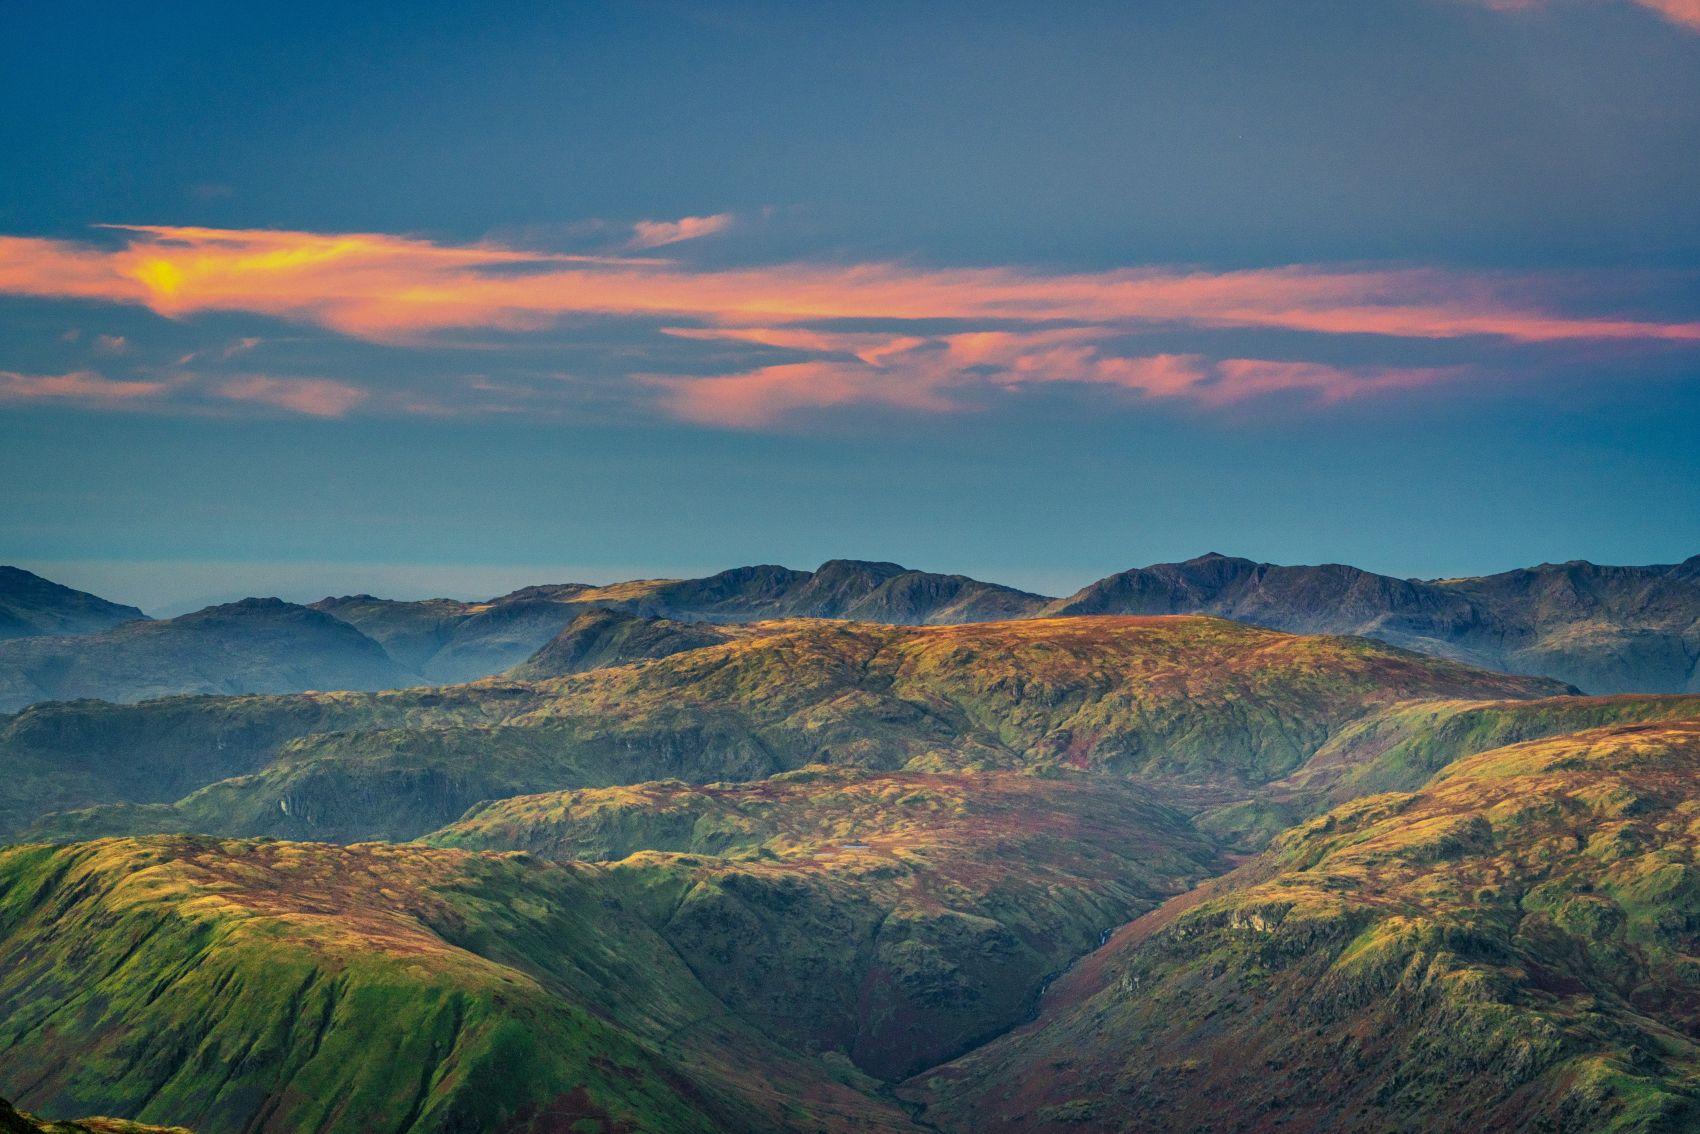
[0,566,147,642]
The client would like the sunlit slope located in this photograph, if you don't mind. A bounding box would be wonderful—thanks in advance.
[426,767,1225,1078]
[913,722,1700,1133]
[1199,692,1700,850]
[1,1094,189,1134]
[15,616,1568,843]
[0,838,916,1134]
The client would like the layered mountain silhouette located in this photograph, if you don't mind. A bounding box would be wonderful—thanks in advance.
[1046,552,1700,694]
[0,565,145,641]
[2,551,1695,713]
[0,597,417,712]
[314,559,1048,681]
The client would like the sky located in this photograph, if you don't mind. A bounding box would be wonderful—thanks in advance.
[2,0,1698,613]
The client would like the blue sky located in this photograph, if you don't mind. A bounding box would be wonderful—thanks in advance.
[2,1,1698,611]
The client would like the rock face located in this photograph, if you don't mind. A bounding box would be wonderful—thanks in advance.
[1047,552,1700,694]
[909,721,1700,1134]
[0,565,146,641]
[0,598,420,712]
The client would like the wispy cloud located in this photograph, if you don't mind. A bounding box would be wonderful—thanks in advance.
[625,213,735,250]
[0,223,1695,426]
[0,369,168,406]
[653,328,1464,426]
[214,375,368,417]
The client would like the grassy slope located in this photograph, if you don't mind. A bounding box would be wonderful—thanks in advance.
[0,838,915,1134]
[912,721,1700,1133]
[16,616,1570,844]
[0,683,543,839]
[1198,693,1700,852]
[426,766,1224,1078]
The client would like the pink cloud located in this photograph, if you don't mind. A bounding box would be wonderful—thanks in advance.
[215,375,368,417]
[653,327,1469,426]
[1469,0,1700,30]
[0,369,168,406]
[626,213,735,250]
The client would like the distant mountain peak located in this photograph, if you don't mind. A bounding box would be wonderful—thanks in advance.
[0,565,147,641]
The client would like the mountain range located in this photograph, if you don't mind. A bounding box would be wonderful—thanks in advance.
[5,554,1700,1130]
[2,551,1696,714]
[1,599,1700,1130]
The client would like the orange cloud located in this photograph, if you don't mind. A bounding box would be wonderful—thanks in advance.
[626,213,735,250]
[2,225,1695,348]
[0,369,168,405]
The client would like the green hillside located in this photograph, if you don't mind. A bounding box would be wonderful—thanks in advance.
[12,616,1570,844]
[0,838,915,1134]
[912,721,1700,1133]
[427,766,1224,1077]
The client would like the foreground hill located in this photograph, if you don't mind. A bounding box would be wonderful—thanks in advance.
[911,721,1700,1133]
[10,616,1569,844]
[1048,552,1700,694]
[426,767,1223,1078]
[0,598,420,713]
[0,567,145,642]
[0,837,917,1134]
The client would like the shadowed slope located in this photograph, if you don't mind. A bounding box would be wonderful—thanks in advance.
[426,766,1225,1078]
[506,608,747,680]
[0,567,146,642]
[911,722,1700,1133]
[0,599,419,714]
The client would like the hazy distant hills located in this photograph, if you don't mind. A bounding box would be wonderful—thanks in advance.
[0,565,145,641]
[0,597,417,712]
[314,559,1048,682]
[1,551,1696,713]
[1047,552,1700,694]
